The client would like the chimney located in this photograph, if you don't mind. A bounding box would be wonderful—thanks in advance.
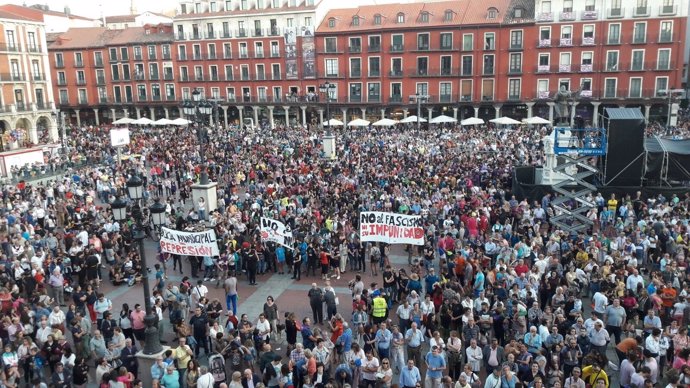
[64,6,70,16]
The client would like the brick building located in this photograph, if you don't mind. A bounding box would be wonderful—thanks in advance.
[0,5,57,151]
[46,0,688,128]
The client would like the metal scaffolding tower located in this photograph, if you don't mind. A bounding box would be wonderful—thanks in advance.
[549,127,607,234]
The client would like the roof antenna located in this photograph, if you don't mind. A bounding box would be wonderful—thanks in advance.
[100,2,105,26]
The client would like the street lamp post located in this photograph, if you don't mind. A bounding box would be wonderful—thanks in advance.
[409,93,430,131]
[319,82,336,135]
[111,176,168,355]
[183,89,214,185]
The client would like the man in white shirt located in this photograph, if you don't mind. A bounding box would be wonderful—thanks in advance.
[191,280,209,307]
[255,314,272,343]
[592,291,608,315]
[196,366,214,388]
[626,269,645,291]
[396,301,413,333]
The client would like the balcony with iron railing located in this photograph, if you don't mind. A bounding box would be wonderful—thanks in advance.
[99,96,109,104]
[74,60,84,68]
[134,73,145,81]
[134,54,143,61]
[178,54,188,61]
[269,28,280,37]
[237,28,247,38]
[388,70,403,77]
[508,66,522,75]
[581,10,598,20]
[150,73,160,81]
[607,8,623,18]
[32,73,46,81]
[348,45,361,53]
[0,43,19,52]
[536,64,552,73]
[149,53,157,60]
[27,45,41,53]
[76,78,87,85]
[633,5,650,17]
[162,52,171,60]
[194,75,205,81]
[509,43,523,51]
[96,76,106,85]
[95,59,104,67]
[138,95,147,102]
[559,11,576,21]
[164,73,174,80]
[368,45,381,53]
[536,12,553,21]
[659,32,673,43]
[390,44,404,53]
[55,60,65,69]
[659,4,678,15]
[582,36,595,46]
[559,38,573,47]
[414,44,430,52]
[180,75,190,82]
[166,94,176,101]
[537,39,551,48]
[481,94,494,102]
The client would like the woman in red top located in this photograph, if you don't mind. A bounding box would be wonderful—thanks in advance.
[320,250,330,280]
[329,315,343,344]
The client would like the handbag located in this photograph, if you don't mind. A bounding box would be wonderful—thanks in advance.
[470,374,482,388]
[585,370,602,388]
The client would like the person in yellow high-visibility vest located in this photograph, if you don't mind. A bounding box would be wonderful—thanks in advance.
[372,290,388,325]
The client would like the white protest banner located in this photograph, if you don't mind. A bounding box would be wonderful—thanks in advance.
[110,128,130,147]
[359,211,425,245]
[260,217,294,249]
[159,227,220,256]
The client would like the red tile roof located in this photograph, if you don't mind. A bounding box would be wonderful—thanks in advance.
[317,0,511,33]
[105,14,137,24]
[0,4,94,22]
[48,26,174,49]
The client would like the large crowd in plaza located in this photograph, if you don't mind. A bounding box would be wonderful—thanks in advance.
[0,117,689,388]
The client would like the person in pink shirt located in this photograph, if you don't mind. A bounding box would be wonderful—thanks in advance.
[130,304,146,346]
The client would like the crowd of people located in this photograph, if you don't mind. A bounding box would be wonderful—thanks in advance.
[0,119,688,388]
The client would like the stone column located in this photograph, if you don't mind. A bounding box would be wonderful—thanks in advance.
[122,109,128,118]
[341,108,347,123]
[525,102,535,118]
[48,122,58,143]
[427,107,433,123]
[164,108,170,119]
[592,102,601,127]
[301,106,307,127]
[547,102,555,124]
[318,109,324,125]
[28,127,38,144]
[238,107,244,127]
[221,106,228,127]
[110,108,117,122]
[380,108,386,120]
[93,109,100,126]
[493,104,502,119]
[570,102,579,127]
[283,106,290,125]
[268,106,275,129]
[135,108,141,119]
[75,109,81,127]
[252,106,260,126]
[149,107,155,120]
[644,104,651,124]
[403,109,409,118]
[360,107,366,120]
[453,107,458,121]
[474,106,479,117]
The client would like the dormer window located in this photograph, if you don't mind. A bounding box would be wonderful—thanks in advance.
[419,11,429,22]
[352,16,360,26]
[328,18,335,28]
[487,7,498,19]
[397,12,405,23]
[514,7,522,18]
[374,14,382,25]
[444,10,453,21]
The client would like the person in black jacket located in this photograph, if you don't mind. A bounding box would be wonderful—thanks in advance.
[72,357,89,387]
[241,368,261,388]
[285,312,298,348]
[51,363,72,388]
[308,284,324,324]
[119,339,138,377]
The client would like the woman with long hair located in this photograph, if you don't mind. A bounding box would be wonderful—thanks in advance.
[119,304,134,341]
[185,359,200,388]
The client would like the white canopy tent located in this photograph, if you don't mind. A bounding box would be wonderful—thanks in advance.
[429,115,457,124]
[460,117,484,126]
[400,115,427,123]
[489,116,521,125]
[522,116,551,125]
[372,118,398,126]
[347,118,370,127]
[153,118,174,126]
[323,118,344,126]
[112,117,134,125]
[131,117,154,125]
[171,118,191,126]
